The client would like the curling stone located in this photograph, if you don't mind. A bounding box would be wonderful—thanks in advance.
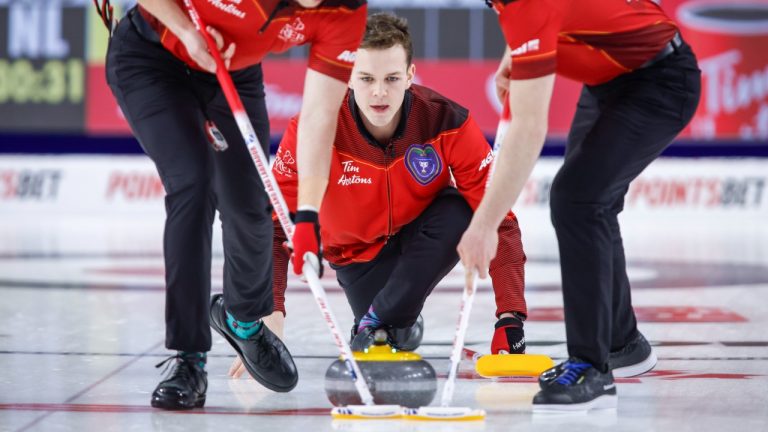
[324,344,437,408]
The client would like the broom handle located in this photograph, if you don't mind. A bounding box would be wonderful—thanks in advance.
[441,272,477,407]
[303,255,376,405]
[441,96,510,407]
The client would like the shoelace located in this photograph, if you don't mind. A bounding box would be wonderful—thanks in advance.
[246,332,287,372]
[155,354,199,384]
[555,361,592,386]
[256,341,281,369]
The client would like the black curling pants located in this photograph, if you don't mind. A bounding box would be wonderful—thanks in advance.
[333,188,473,328]
[550,41,701,371]
[106,11,273,352]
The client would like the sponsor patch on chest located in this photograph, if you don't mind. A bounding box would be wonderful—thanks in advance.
[206,0,246,19]
[337,160,372,186]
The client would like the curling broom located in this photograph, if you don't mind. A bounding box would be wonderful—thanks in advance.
[402,272,485,421]
[477,96,553,378]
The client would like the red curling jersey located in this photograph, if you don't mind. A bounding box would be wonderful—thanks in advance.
[274,84,514,265]
[139,0,366,81]
[490,0,678,85]
[272,84,527,317]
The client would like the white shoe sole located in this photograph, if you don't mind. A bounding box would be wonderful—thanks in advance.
[532,394,618,412]
[612,350,658,378]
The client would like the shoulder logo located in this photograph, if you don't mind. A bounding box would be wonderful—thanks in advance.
[478,150,494,172]
[405,144,443,186]
[510,38,540,56]
[278,17,306,44]
[336,50,357,63]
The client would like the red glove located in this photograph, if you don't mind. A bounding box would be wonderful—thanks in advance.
[291,210,323,277]
[491,315,525,354]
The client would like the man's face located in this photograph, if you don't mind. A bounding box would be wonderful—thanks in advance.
[349,45,415,130]
[294,0,323,8]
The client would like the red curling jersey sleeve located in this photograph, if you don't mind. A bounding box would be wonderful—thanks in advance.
[139,0,366,82]
[491,0,678,85]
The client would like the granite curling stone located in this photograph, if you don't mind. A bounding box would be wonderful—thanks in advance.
[324,344,437,408]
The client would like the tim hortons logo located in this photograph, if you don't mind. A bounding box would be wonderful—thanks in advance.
[699,50,768,117]
[206,0,246,19]
[697,49,768,139]
[338,160,372,186]
[278,17,306,44]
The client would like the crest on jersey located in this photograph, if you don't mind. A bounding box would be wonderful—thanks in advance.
[278,17,306,44]
[405,144,442,185]
[274,148,295,177]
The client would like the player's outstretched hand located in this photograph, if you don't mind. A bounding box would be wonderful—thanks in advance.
[457,221,498,283]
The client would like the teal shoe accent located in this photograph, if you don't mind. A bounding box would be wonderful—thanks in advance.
[226,311,263,339]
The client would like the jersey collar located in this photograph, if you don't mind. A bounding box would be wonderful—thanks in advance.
[348,88,413,148]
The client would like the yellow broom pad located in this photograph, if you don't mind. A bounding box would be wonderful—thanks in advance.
[475,354,554,377]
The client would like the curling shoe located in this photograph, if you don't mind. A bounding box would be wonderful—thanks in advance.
[609,332,657,378]
[151,352,207,410]
[386,315,424,351]
[209,294,298,392]
[533,357,617,412]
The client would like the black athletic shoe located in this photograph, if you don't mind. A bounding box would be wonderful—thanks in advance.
[209,294,298,392]
[350,327,388,352]
[387,315,424,351]
[533,358,617,412]
[151,352,207,410]
[538,361,566,389]
[538,332,656,389]
[609,332,657,377]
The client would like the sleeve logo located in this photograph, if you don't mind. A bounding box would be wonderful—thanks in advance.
[478,150,494,171]
[336,50,357,63]
[510,38,540,57]
[274,149,295,177]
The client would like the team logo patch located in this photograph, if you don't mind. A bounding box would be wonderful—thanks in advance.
[278,17,306,44]
[405,144,442,185]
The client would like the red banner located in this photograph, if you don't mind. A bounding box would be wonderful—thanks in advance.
[84,0,768,142]
[85,59,584,137]
[86,64,127,134]
[675,1,768,140]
